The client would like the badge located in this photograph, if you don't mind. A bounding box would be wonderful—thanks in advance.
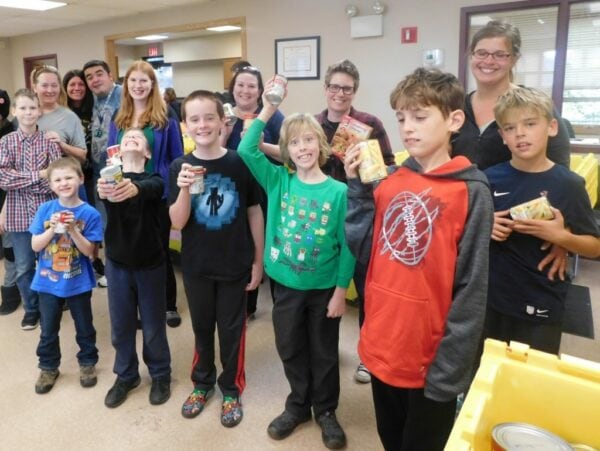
[95,129,103,138]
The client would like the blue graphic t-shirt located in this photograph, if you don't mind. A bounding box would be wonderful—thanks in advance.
[168,150,262,280]
[30,199,103,297]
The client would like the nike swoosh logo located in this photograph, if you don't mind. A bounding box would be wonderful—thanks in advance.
[493,191,510,197]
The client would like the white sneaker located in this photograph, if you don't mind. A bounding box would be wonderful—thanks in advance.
[354,362,371,384]
[97,275,108,288]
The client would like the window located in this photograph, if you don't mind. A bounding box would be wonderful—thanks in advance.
[460,0,600,136]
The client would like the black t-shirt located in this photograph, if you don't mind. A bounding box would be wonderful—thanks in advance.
[103,172,165,269]
[168,150,262,280]
[485,162,599,323]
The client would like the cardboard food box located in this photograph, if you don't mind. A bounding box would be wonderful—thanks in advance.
[330,115,372,160]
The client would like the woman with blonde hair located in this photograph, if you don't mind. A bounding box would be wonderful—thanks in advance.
[30,65,87,165]
[107,60,183,328]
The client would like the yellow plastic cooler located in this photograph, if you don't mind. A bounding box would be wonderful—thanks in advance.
[445,339,600,450]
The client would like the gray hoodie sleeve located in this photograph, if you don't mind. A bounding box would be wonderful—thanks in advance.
[345,178,375,266]
[424,179,493,402]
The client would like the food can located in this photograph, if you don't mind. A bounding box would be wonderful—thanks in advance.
[223,103,238,126]
[491,423,573,451]
[509,195,554,221]
[264,74,287,106]
[188,165,206,194]
[358,140,388,183]
[100,164,123,202]
[106,144,121,166]
[54,211,70,234]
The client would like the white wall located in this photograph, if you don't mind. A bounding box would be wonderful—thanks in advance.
[171,60,224,97]
[0,39,14,93]
[164,33,241,63]
[4,0,514,150]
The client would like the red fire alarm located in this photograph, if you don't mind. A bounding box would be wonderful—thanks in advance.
[401,27,418,44]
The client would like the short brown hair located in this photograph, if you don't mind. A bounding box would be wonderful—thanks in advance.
[181,90,224,122]
[13,88,38,104]
[279,113,330,170]
[494,87,555,127]
[389,68,464,118]
[47,156,83,180]
[324,59,360,91]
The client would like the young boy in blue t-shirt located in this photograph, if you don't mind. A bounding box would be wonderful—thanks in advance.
[29,156,103,394]
[484,86,600,354]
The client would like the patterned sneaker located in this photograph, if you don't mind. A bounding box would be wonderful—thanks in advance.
[181,387,214,419]
[354,362,371,384]
[79,365,97,388]
[35,369,60,394]
[221,396,243,428]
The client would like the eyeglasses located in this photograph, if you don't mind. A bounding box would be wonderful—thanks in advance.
[471,49,512,61]
[327,84,355,95]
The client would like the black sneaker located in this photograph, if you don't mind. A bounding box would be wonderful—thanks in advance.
[21,311,39,330]
[316,411,347,449]
[92,258,105,275]
[166,310,181,328]
[104,376,141,408]
[267,411,311,440]
[149,375,171,405]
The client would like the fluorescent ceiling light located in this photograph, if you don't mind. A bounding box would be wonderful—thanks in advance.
[470,15,493,26]
[135,34,168,41]
[0,0,65,11]
[206,25,241,32]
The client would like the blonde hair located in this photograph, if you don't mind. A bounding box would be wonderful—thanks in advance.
[279,113,330,170]
[30,65,67,107]
[47,156,83,180]
[494,87,554,127]
[114,60,167,130]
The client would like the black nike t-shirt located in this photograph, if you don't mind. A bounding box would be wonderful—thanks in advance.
[168,150,262,280]
[484,162,599,323]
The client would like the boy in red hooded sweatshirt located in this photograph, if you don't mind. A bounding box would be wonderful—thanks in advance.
[344,68,493,450]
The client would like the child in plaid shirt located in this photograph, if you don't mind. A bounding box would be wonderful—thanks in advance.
[0,88,62,330]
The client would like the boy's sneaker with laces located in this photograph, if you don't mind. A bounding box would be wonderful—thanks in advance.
[79,365,97,388]
[181,387,214,418]
[21,311,39,330]
[149,375,171,405]
[35,369,60,394]
[221,396,243,427]
[267,411,311,440]
[354,362,371,384]
[316,411,347,449]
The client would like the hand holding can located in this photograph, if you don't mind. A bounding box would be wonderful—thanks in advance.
[188,166,207,194]
[100,164,124,202]
[53,210,71,233]
[223,103,238,126]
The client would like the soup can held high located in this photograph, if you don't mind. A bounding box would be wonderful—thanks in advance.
[264,74,287,106]
[189,166,207,194]
[223,103,238,126]
[100,164,123,202]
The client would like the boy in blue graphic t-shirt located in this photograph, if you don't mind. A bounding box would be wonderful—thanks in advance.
[169,90,263,428]
[29,156,103,394]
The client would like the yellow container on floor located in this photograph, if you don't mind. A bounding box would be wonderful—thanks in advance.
[446,339,600,450]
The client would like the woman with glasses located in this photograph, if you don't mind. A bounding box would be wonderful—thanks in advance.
[314,59,395,386]
[222,65,284,318]
[314,59,395,184]
[452,20,570,170]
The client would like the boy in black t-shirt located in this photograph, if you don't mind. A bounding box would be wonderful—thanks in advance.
[169,90,263,428]
[98,128,172,408]
[484,87,600,354]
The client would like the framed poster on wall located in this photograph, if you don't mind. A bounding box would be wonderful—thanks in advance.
[274,36,320,80]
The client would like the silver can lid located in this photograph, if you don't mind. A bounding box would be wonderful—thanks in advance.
[492,423,573,450]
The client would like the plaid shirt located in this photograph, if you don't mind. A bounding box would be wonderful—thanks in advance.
[314,107,395,183]
[0,128,62,232]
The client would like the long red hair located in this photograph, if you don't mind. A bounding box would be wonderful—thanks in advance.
[114,60,167,130]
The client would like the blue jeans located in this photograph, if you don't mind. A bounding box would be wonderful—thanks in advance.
[11,231,38,314]
[106,259,171,381]
[1,232,18,287]
[37,291,98,370]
